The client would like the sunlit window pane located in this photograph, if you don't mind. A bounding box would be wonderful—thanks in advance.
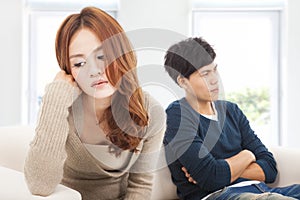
[193,11,280,145]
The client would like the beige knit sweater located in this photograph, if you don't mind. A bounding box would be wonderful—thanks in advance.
[24,80,166,200]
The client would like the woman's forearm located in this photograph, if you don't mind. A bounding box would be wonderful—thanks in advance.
[24,81,74,196]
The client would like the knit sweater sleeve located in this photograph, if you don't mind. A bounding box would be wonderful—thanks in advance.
[234,103,278,183]
[24,80,77,196]
[124,94,166,200]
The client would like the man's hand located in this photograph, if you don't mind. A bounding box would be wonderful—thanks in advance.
[225,149,256,183]
[182,149,261,185]
[182,167,197,184]
[240,162,266,182]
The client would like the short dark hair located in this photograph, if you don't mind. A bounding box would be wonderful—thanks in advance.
[164,37,216,84]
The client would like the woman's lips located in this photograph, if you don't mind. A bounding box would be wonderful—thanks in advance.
[91,80,108,88]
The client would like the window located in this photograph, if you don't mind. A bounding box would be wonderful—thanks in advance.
[23,0,118,125]
[192,1,283,146]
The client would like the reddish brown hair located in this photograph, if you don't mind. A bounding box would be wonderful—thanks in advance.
[55,6,148,152]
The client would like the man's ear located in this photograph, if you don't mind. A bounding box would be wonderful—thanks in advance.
[177,75,187,88]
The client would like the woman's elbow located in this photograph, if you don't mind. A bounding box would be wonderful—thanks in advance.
[26,182,54,196]
[24,173,55,196]
[24,165,62,196]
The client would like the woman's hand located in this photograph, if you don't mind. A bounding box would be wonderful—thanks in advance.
[54,70,77,86]
[54,70,82,97]
[182,167,197,184]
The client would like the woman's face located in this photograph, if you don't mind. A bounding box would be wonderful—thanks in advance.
[69,28,116,99]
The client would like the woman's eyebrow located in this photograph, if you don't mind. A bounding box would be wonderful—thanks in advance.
[69,53,84,59]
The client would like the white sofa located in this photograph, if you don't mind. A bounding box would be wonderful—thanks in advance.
[0,126,300,200]
[0,126,81,200]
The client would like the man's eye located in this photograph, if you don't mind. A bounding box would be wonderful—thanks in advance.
[73,62,86,67]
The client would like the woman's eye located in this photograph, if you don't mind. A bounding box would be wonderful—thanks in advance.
[73,62,86,67]
[97,55,105,60]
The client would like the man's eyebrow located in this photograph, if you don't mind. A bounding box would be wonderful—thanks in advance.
[69,46,103,59]
[200,68,212,73]
[199,64,218,73]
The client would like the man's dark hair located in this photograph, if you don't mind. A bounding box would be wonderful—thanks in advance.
[164,37,216,84]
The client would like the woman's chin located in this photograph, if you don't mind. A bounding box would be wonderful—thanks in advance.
[92,90,115,100]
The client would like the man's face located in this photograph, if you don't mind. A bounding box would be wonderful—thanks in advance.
[184,62,220,102]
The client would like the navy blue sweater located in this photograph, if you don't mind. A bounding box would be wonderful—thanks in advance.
[163,99,277,200]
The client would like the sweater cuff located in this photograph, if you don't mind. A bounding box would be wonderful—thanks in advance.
[43,80,79,108]
[256,160,273,183]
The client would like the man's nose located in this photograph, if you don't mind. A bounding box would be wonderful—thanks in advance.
[209,72,219,85]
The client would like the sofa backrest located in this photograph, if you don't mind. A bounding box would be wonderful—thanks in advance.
[2,126,300,200]
[151,147,178,199]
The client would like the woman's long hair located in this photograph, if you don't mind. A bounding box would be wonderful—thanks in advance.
[55,6,148,153]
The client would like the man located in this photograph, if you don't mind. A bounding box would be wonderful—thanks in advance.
[163,37,300,200]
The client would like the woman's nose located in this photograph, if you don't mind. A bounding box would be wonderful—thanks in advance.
[87,56,105,77]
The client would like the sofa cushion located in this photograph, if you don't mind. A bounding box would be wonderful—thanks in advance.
[151,148,178,200]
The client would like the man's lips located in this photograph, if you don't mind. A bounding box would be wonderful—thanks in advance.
[210,88,219,93]
[91,80,108,87]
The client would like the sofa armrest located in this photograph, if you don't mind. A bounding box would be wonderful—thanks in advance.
[268,146,300,187]
[0,126,82,199]
[0,166,81,200]
[0,126,34,172]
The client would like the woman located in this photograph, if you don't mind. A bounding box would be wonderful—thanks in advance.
[24,6,165,200]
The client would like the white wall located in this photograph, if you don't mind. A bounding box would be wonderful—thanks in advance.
[0,0,22,126]
[118,0,188,108]
[118,0,189,35]
[0,0,299,147]
[281,0,300,147]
